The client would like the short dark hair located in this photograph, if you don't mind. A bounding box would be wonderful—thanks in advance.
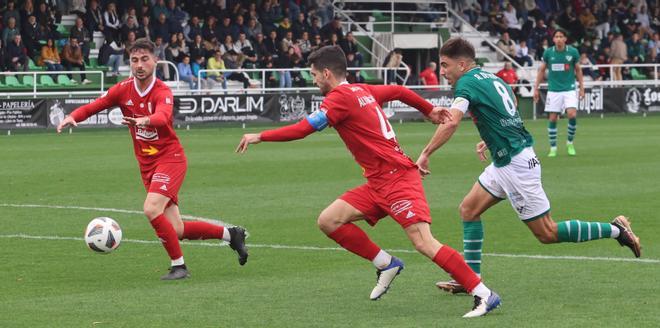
[439,38,475,60]
[128,37,155,54]
[553,29,568,38]
[308,45,347,77]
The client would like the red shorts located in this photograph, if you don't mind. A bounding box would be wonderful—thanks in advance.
[340,168,432,228]
[140,160,187,205]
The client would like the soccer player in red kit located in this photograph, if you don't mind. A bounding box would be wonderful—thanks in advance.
[236,46,501,318]
[57,38,248,280]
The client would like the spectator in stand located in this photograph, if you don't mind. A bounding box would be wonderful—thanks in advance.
[253,33,270,60]
[61,36,91,84]
[515,40,533,66]
[503,2,522,41]
[325,33,339,47]
[593,4,611,40]
[176,32,188,54]
[291,53,306,87]
[192,55,218,90]
[292,12,311,40]
[151,0,168,22]
[123,31,138,61]
[496,31,516,61]
[184,16,203,43]
[103,2,121,42]
[235,32,253,54]
[258,0,278,34]
[178,54,198,88]
[345,52,364,84]
[206,49,226,84]
[218,16,235,42]
[203,16,219,43]
[70,0,86,17]
[340,32,362,66]
[529,18,549,53]
[220,35,237,54]
[262,55,278,88]
[383,48,404,85]
[627,32,645,64]
[4,1,21,27]
[246,17,262,41]
[39,37,64,77]
[189,34,206,61]
[121,16,140,41]
[648,32,660,63]
[121,6,138,25]
[309,16,321,39]
[20,0,35,27]
[137,16,153,41]
[166,0,189,29]
[277,17,293,39]
[265,30,279,57]
[637,5,651,35]
[579,6,597,36]
[242,47,259,69]
[153,36,169,80]
[310,33,323,52]
[234,15,250,38]
[153,13,170,42]
[105,39,124,76]
[165,33,184,63]
[6,34,28,72]
[320,17,343,43]
[297,31,312,61]
[419,61,439,88]
[2,17,21,47]
[579,52,599,80]
[22,15,42,58]
[610,33,628,81]
[558,6,583,43]
[276,45,293,88]
[85,0,103,33]
[595,48,611,80]
[482,2,507,36]
[224,49,251,89]
[495,61,519,89]
[70,17,91,65]
[35,2,56,30]
[280,31,295,53]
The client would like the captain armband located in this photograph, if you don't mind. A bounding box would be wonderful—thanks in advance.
[451,97,470,114]
[306,109,329,131]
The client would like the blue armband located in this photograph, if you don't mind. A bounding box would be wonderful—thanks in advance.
[306,110,329,131]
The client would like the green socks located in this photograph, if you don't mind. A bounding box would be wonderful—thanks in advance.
[463,221,484,275]
[557,220,613,242]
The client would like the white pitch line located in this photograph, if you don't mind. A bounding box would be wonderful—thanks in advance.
[0,233,657,264]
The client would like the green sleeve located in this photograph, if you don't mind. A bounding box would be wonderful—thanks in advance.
[454,76,474,102]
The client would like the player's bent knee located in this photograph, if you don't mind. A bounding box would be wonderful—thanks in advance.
[143,203,162,220]
[459,202,478,221]
[535,231,558,244]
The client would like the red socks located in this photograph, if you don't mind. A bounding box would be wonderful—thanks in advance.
[433,245,481,293]
[327,223,381,261]
[150,214,183,261]
[182,221,224,240]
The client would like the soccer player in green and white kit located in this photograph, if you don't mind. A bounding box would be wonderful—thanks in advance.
[416,38,641,294]
[533,29,584,157]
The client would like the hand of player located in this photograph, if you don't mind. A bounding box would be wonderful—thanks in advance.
[236,133,262,153]
[476,140,488,162]
[532,89,540,103]
[427,107,453,124]
[122,116,150,127]
[579,87,585,100]
[415,154,431,177]
[56,115,78,133]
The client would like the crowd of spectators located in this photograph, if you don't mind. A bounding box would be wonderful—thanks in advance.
[0,0,366,88]
[456,0,659,81]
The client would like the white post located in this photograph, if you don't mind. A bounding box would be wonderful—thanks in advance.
[7,130,11,136]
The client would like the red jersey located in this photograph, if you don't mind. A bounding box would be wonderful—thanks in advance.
[321,83,432,185]
[70,77,185,168]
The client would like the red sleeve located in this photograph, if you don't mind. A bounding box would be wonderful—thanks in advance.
[149,88,174,127]
[261,119,316,142]
[70,85,121,122]
[322,91,350,126]
[363,84,433,116]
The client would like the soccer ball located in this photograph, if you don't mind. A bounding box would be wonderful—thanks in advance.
[84,217,122,253]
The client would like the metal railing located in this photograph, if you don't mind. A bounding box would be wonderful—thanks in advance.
[0,70,105,98]
[332,0,449,33]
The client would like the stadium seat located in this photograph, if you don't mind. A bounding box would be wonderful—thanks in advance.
[630,68,647,80]
[57,75,76,86]
[23,75,35,87]
[28,58,44,71]
[5,76,22,87]
[40,75,57,86]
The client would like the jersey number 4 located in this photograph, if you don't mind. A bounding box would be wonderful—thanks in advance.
[493,81,517,116]
[374,105,396,140]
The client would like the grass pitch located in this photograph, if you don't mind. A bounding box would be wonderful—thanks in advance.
[1,116,659,327]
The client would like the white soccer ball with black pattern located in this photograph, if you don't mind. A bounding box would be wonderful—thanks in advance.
[84,217,122,253]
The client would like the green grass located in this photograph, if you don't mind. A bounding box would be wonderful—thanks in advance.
[1,116,659,327]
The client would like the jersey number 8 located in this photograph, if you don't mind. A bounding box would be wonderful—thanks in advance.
[493,81,517,116]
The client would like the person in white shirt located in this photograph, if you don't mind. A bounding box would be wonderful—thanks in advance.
[515,40,533,66]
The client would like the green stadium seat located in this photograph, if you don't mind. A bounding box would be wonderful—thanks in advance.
[40,75,57,86]
[5,75,22,87]
[630,68,647,80]
[57,75,76,86]
[28,58,44,71]
[23,75,35,87]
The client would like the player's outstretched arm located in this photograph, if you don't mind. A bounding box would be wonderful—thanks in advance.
[416,108,464,176]
[56,116,78,133]
[235,119,318,154]
[363,84,450,122]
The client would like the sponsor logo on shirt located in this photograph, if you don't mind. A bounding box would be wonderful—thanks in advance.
[135,126,159,141]
[152,173,171,184]
[551,63,566,71]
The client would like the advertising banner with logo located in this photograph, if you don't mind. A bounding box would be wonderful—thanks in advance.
[0,99,48,128]
[536,87,660,115]
[46,98,125,128]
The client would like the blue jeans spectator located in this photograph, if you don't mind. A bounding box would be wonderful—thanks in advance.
[279,71,292,88]
[107,54,122,76]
